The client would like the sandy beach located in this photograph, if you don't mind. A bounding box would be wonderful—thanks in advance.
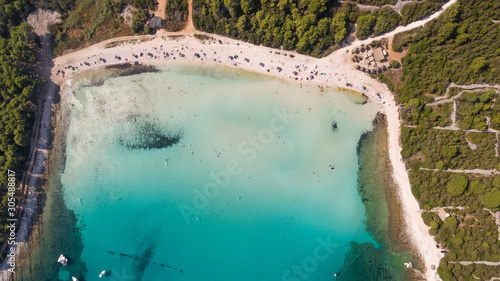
[2,0,460,279]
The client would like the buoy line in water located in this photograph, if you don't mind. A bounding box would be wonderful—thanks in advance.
[334,224,384,279]
[97,247,184,273]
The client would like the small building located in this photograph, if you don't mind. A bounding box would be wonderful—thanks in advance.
[150,17,164,29]
[373,48,387,62]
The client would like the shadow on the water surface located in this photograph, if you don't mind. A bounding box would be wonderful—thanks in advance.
[89,63,160,87]
[117,115,182,150]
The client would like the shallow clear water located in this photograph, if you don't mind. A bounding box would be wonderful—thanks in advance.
[57,64,384,281]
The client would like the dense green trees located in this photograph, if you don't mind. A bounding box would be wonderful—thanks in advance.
[446,174,467,196]
[34,0,76,13]
[395,1,499,103]
[456,90,495,131]
[482,190,500,209]
[401,0,445,25]
[192,0,408,56]
[355,13,376,40]
[0,0,31,38]
[491,98,500,131]
[132,8,149,33]
[425,207,500,280]
[410,171,500,210]
[402,128,498,170]
[0,0,40,240]
[352,0,396,6]
[132,0,154,9]
[390,1,500,278]
[372,6,400,36]
[192,0,353,57]
[165,0,189,31]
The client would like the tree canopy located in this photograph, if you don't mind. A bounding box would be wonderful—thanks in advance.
[0,0,40,241]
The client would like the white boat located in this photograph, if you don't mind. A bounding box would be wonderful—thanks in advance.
[57,254,68,266]
[99,270,106,278]
[72,277,78,281]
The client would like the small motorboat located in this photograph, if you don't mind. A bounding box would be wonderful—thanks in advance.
[99,270,106,278]
[57,254,68,266]
[72,277,78,281]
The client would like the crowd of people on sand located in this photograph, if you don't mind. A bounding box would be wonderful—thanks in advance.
[52,41,389,106]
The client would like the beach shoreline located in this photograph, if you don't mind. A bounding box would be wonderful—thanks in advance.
[49,32,442,280]
[2,1,462,278]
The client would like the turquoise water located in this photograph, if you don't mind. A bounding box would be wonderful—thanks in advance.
[56,64,383,281]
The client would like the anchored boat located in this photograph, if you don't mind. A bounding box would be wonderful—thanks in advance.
[57,254,68,267]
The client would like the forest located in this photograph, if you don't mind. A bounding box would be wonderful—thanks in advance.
[165,0,189,31]
[456,90,496,131]
[190,0,451,56]
[352,0,396,6]
[36,0,453,56]
[402,127,498,171]
[0,0,40,240]
[375,0,500,279]
[394,1,499,103]
[193,0,413,57]
[422,207,500,281]
[400,0,445,25]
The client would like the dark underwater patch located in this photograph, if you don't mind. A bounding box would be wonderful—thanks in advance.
[117,115,182,150]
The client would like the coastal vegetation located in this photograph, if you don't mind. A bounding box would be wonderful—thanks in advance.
[411,170,500,210]
[422,206,500,280]
[377,0,500,278]
[34,0,75,13]
[400,0,446,25]
[192,0,352,57]
[132,8,153,34]
[491,98,500,131]
[132,0,155,9]
[394,1,499,103]
[456,90,495,131]
[47,0,164,54]
[391,27,421,52]
[192,0,408,57]
[401,101,452,128]
[352,0,396,6]
[0,0,40,241]
[165,0,189,31]
[356,7,401,39]
[402,128,497,170]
